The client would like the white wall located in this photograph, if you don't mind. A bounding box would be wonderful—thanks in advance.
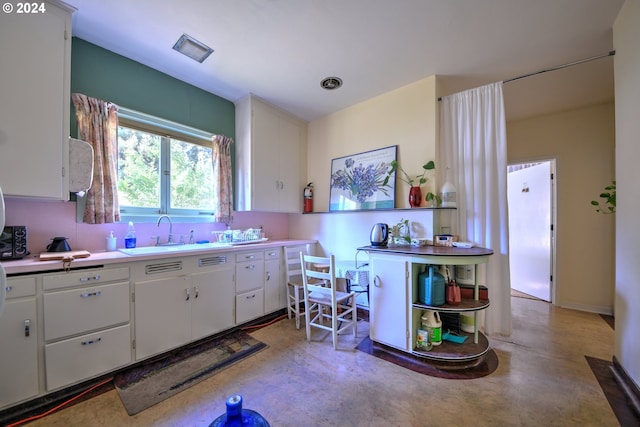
[614,0,640,390]
[507,103,615,314]
[306,76,439,211]
[290,76,441,258]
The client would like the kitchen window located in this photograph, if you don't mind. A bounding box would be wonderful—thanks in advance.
[117,108,216,221]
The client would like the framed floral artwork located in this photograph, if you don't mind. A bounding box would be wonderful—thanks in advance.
[329,145,397,211]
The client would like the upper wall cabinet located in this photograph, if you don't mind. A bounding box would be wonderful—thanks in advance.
[235,95,307,213]
[0,0,73,200]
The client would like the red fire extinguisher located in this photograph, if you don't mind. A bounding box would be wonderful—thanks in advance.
[303,182,313,213]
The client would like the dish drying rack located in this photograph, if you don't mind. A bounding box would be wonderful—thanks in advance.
[213,228,264,244]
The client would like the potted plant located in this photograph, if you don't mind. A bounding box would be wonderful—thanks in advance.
[390,218,411,246]
[591,180,616,214]
[384,160,441,207]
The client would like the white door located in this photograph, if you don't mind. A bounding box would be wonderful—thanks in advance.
[507,161,555,301]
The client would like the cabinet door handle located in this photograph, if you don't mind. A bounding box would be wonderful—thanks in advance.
[5,286,12,293]
[245,264,255,270]
[194,286,199,299]
[373,276,381,287]
[266,272,271,281]
[80,275,101,282]
[246,294,256,300]
[81,337,102,346]
[24,319,30,337]
[80,291,101,298]
[185,288,190,301]
[245,255,255,260]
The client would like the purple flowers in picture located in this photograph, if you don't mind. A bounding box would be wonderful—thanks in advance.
[329,145,397,211]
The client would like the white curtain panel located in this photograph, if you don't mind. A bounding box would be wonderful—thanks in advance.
[440,82,511,337]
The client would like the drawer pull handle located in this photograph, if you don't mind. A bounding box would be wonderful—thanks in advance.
[245,255,255,260]
[80,291,102,298]
[246,294,256,300]
[5,286,12,293]
[80,275,101,282]
[81,337,102,346]
[268,252,276,256]
[194,286,199,299]
[245,264,255,270]
[185,288,190,301]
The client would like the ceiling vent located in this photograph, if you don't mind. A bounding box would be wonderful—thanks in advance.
[172,33,214,63]
[320,76,343,90]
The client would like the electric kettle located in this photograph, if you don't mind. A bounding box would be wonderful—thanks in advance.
[370,223,389,247]
[47,237,71,252]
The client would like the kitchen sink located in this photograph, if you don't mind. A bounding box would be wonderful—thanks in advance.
[119,242,231,256]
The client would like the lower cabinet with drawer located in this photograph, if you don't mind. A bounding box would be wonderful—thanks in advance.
[235,250,265,324]
[42,266,132,391]
[44,324,131,391]
[0,276,39,409]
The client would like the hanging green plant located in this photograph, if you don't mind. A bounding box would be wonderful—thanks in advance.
[590,180,616,214]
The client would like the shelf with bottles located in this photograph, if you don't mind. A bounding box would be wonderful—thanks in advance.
[409,261,490,361]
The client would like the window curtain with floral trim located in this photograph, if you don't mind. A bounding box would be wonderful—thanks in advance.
[72,93,120,224]
[440,82,511,337]
[212,135,234,224]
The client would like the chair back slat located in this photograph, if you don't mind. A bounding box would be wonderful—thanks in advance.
[284,245,311,282]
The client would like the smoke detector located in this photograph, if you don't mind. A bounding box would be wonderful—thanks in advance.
[320,76,343,90]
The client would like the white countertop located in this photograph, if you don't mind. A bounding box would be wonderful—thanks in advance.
[2,239,316,275]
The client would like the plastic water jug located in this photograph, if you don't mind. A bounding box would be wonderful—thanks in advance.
[421,311,442,346]
[418,265,445,306]
[210,395,270,427]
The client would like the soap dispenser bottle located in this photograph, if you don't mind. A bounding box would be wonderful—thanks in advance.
[124,221,136,248]
[106,231,117,252]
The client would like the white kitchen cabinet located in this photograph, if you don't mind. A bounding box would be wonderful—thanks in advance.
[43,281,130,341]
[45,324,131,391]
[191,259,235,341]
[369,253,410,351]
[0,277,39,409]
[365,245,493,363]
[42,266,131,390]
[0,0,73,199]
[235,94,307,213]
[133,275,191,360]
[263,248,283,313]
[235,250,265,323]
[133,254,235,360]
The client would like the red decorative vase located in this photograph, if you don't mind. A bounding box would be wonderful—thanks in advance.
[409,186,422,208]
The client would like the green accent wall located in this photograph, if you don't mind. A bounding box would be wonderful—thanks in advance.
[70,38,235,138]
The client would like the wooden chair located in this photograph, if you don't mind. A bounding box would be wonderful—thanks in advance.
[300,253,357,349]
[284,245,314,329]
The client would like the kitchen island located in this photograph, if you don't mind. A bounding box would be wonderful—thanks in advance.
[358,244,493,362]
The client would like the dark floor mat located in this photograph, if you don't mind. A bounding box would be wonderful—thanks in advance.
[114,330,266,415]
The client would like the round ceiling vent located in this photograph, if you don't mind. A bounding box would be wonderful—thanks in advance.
[320,76,343,90]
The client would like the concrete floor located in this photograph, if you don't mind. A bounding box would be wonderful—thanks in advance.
[25,296,619,426]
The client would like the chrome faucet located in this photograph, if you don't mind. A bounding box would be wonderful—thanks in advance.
[156,215,174,245]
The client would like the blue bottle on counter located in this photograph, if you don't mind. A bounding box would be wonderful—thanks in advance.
[210,395,270,427]
[124,221,136,249]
